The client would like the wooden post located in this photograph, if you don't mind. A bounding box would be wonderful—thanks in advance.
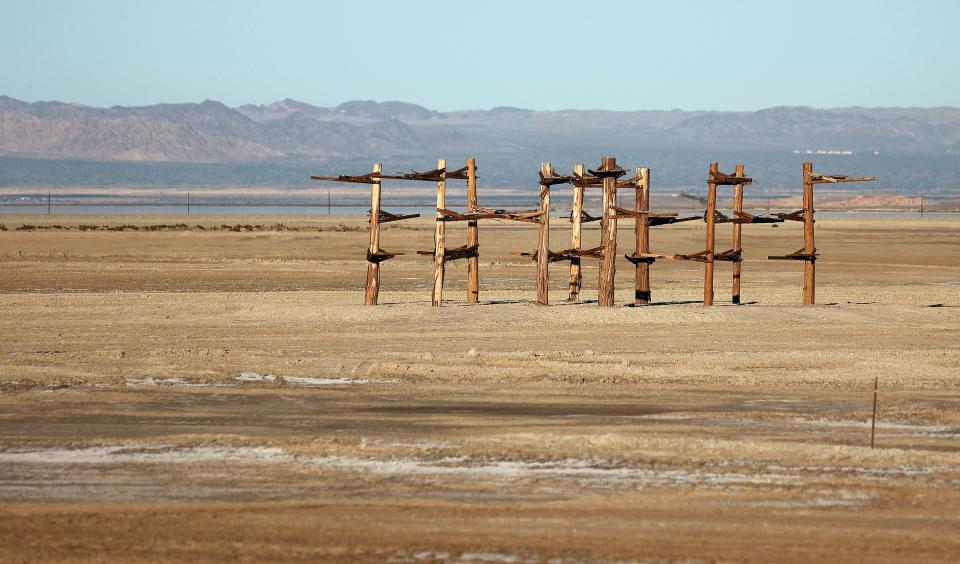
[635,167,651,305]
[466,158,480,304]
[704,163,718,306]
[365,162,383,306]
[568,163,585,301]
[536,162,551,305]
[431,158,447,307]
[598,156,618,307]
[802,162,816,305]
[731,164,745,304]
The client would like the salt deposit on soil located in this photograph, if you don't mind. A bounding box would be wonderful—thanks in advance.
[0,445,291,464]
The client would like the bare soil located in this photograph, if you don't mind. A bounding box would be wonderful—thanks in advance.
[1,213,958,562]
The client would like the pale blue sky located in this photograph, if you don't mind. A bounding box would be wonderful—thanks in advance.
[3,0,958,111]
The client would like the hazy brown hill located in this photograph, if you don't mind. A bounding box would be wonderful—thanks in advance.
[1,97,959,190]
[0,109,278,162]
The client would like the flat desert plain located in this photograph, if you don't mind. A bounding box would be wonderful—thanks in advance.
[0,213,958,562]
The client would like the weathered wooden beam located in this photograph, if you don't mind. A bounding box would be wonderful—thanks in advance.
[768,247,817,261]
[364,163,383,305]
[568,163,585,302]
[709,170,754,186]
[466,158,479,304]
[375,210,421,224]
[809,173,877,184]
[431,159,447,307]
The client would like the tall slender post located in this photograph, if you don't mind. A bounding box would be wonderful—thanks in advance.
[920,193,924,217]
[327,191,331,216]
[187,191,191,215]
[731,164,745,304]
[598,156,619,307]
[47,191,51,215]
[568,164,585,302]
[704,163,718,306]
[635,167,651,305]
[536,162,551,305]
[365,163,384,306]
[802,162,816,305]
[432,159,447,307]
[466,158,480,304]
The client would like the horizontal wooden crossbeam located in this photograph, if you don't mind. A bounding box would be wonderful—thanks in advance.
[710,170,753,185]
[650,215,702,227]
[416,243,479,262]
[810,173,876,185]
[568,209,602,223]
[610,206,680,220]
[437,207,543,224]
[374,209,420,224]
[367,249,402,263]
[713,210,785,225]
[714,248,742,262]
[624,253,657,265]
[673,249,710,263]
[539,170,573,186]
[774,210,806,222]
[768,247,818,261]
[312,166,478,185]
[588,163,627,179]
[571,172,603,188]
[518,246,603,263]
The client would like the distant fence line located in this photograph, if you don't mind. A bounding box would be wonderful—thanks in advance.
[0,192,955,215]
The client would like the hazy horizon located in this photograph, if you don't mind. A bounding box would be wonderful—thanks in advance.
[5,94,960,114]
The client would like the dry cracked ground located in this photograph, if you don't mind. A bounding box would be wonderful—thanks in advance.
[0,213,958,562]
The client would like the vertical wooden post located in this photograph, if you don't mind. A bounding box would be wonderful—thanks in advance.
[536,162,551,305]
[731,163,745,304]
[635,167,651,305]
[598,156,618,307]
[802,162,816,305]
[431,158,447,307]
[704,162,718,306]
[568,163,585,302]
[466,158,479,304]
[365,162,383,306]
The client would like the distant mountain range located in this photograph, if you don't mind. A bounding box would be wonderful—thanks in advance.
[2,96,959,191]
